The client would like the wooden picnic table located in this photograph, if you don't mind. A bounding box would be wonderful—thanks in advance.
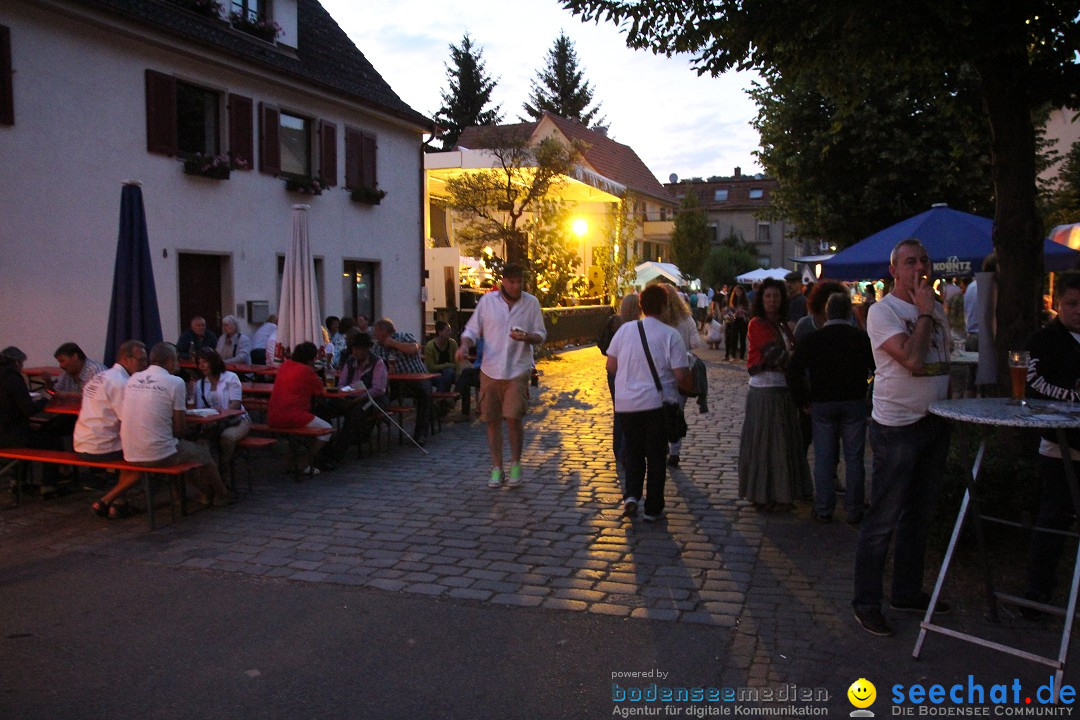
[241,381,368,399]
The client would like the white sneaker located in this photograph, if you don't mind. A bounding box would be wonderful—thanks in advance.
[622,497,639,517]
[299,465,321,476]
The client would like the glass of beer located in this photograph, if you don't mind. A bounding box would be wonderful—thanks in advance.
[1008,350,1030,406]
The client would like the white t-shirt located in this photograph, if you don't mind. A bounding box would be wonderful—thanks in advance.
[73,363,129,455]
[462,289,547,380]
[867,293,950,426]
[608,317,689,412]
[120,364,185,462]
[194,370,245,413]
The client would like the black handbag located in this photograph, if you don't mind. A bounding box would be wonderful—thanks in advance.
[637,321,687,442]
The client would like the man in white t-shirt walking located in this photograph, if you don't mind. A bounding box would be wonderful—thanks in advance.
[458,263,547,489]
[853,238,952,637]
[606,284,693,521]
[121,342,233,506]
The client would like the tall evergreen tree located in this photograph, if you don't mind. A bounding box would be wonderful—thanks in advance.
[433,33,502,151]
[669,190,711,279]
[522,31,605,128]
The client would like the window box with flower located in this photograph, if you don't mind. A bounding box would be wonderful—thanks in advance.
[170,0,223,21]
[182,153,244,180]
[284,176,322,196]
[228,11,282,42]
[350,185,386,205]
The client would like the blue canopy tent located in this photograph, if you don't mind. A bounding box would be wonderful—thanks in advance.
[103,181,163,365]
[821,206,1080,281]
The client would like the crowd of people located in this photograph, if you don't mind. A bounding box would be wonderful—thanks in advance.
[3,246,1078,644]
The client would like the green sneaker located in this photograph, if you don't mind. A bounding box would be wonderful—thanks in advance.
[506,463,523,487]
[488,467,503,488]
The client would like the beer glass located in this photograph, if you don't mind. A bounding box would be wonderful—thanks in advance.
[1008,350,1030,406]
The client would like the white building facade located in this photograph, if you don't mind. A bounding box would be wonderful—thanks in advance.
[0,0,431,364]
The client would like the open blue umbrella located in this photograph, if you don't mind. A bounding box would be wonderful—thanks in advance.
[822,205,1080,280]
[104,181,163,365]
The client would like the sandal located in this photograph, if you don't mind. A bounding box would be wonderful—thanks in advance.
[108,502,134,519]
[91,499,110,518]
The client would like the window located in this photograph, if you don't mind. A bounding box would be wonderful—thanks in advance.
[279,111,311,177]
[176,82,219,156]
[714,189,728,202]
[145,70,253,166]
[345,127,378,190]
[343,261,377,323]
[231,0,264,21]
[0,26,12,126]
[749,188,764,199]
[757,224,771,244]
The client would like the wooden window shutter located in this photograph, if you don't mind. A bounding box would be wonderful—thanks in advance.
[344,127,361,190]
[228,93,253,170]
[259,102,280,175]
[318,120,337,186]
[144,69,176,155]
[360,131,377,188]
[0,26,12,126]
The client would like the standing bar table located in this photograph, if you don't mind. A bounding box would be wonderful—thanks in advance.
[915,398,1080,697]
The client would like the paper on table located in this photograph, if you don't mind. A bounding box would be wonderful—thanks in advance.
[340,385,353,392]
[185,408,217,416]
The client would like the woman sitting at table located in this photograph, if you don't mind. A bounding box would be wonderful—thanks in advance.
[0,346,64,496]
[194,348,251,470]
[268,342,334,474]
[215,315,251,365]
[324,333,389,459]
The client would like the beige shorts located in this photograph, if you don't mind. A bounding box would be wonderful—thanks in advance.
[479,371,530,422]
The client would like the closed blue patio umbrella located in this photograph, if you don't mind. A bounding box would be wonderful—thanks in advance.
[104,181,163,365]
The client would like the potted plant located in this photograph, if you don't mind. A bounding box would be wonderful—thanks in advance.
[171,0,223,20]
[228,11,282,42]
[182,153,235,180]
[285,176,323,195]
[350,185,387,205]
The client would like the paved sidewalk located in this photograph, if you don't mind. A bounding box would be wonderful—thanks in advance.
[1,344,1075,717]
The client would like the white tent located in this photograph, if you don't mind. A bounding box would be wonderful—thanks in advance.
[737,267,789,283]
[633,261,685,288]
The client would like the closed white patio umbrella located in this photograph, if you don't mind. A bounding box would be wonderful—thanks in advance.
[274,204,323,361]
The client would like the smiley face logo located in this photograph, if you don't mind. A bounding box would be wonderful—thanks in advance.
[848,678,876,709]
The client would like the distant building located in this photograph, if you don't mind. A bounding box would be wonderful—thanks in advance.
[665,169,805,269]
[0,0,432,364]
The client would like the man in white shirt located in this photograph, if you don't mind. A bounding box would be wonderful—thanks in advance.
[606,284,692,521]
[853,238,951,637]
[121,342,234,506]
[250,314,277,363]
[75,340,147,518]
[457,263,547,489]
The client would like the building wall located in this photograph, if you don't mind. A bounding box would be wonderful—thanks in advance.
[0,3,425,364]
[666,176,802,269]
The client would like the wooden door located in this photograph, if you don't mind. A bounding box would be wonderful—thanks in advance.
[178,253,223,334]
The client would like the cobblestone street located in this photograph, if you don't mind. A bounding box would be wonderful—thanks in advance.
[1,344,1075,713]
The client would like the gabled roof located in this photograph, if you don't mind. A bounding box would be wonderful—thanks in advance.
[62,0,432,130]
[456,112,673,204]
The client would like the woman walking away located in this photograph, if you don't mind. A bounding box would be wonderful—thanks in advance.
[737,278,811,511]
[605,285,693,522]
[725,286,750,361]
[659,284,700,467]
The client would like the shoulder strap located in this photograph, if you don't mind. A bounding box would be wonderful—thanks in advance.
[637,320,664,395]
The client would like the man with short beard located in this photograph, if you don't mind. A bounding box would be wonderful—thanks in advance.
[457,263,546,488]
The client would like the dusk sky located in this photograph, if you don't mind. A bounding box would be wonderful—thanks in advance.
[319,0,764,183]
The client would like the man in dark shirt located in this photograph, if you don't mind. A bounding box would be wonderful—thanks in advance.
[176,316,218,360]
[0,346,62,494]
[1021,271,1080,617]
[786,293,875,524]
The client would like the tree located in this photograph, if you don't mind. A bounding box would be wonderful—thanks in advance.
[669,189,711,280]
[563,0,1080,371]
[750,64,994,248]
[522,31,606,128]
[443,133,582,284]
[593,198,640,303]
[702,245,759,289]
[432,33,502,151]
[1042,138,1080,229]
